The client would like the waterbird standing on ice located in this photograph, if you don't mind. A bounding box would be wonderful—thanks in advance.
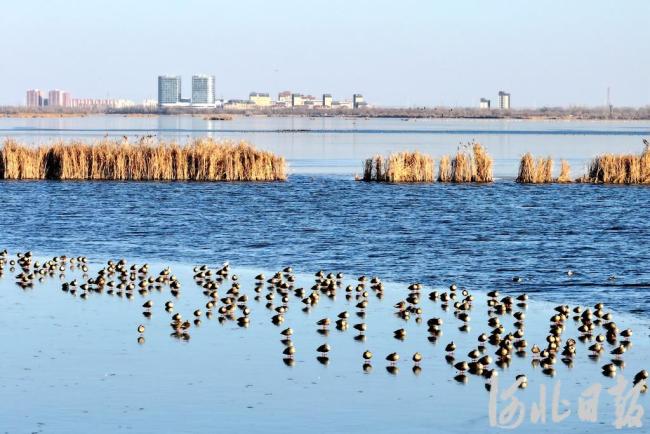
[316,318,330,329]
[386,352,399,365]
[445,342,456,354]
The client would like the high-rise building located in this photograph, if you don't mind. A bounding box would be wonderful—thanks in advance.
[322,94,332,108]
[353,94,365,109]
[158,75,182,106]
[479,98,491,109]
[498,91,510,110]
[62,91,71,107]
[48,89,68,107]
[191,75,215,106]
[26,89,43,107]
[249,92,271,107]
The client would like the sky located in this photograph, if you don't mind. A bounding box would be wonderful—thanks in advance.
[1,0,649,107]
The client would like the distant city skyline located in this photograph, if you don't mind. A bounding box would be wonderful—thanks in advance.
[2,0,649,107]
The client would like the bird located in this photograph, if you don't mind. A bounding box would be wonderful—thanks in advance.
[634,370,649,384]
[137,324,145,334]
[386,352,399,364]
[454,361,469,373]
[363,350,373,361]
[317,344,331,354]
[610,345,626,357]
[412,352,422,364]
[283,346,296,358]
[589,343,603,355]
[516,374,528,389]
[602,363,617,376]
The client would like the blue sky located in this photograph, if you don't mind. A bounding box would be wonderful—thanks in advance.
[1,0,649,107]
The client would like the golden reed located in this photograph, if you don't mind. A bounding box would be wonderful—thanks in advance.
[581,145,650,184]
[440,142,493,183]
[362,151,435,182]
[516,154,574,183]
[516,153,554,183]
[0,138,286,181]
[362,143,493,183]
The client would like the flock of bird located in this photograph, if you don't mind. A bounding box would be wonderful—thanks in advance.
[1,249,648,393]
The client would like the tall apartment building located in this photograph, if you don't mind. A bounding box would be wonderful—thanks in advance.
[48,89,71,107]
[353,94,365,109]
[479,98,491,109]
[322,94,332,108]
[158,75,182,106]
[191,75,215,106]
[498,91,511,110]
[26,89,43,107]
[62,91,71,107]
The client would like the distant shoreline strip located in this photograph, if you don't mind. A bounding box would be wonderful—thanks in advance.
[1,127,650,136]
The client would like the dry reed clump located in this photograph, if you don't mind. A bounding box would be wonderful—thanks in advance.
[557,160,572,183]
[516,153,554,183]
[362,151,435,182]
[516,154,574,183]
[0,138,286,181]
[438,155,451,182]
[0,139,49,179]
[584,145,650,184]
[439,142,493,183]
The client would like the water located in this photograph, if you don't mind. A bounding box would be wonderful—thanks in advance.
[2,115,650,176]
[1,260,648,433]
[1,177,649,315]
[1,115,649,432]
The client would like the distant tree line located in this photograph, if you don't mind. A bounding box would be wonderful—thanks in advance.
[2,105,650,120]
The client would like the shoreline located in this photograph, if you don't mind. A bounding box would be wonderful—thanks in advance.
[3,109,650,122]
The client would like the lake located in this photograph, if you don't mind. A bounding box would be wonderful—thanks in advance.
[0,115,648,433]
[2,114,650,176]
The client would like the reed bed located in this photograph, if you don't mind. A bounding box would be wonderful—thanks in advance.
[362,151,435,182]
[516,153,553,183]
[0,138,286,181]
[516,154,574,183]
[0,139,49,179]
[583,146,650,184]
[439,142,493,183]
[557,160,572,183]
[438,155,452,182]
[362,144,492,183]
